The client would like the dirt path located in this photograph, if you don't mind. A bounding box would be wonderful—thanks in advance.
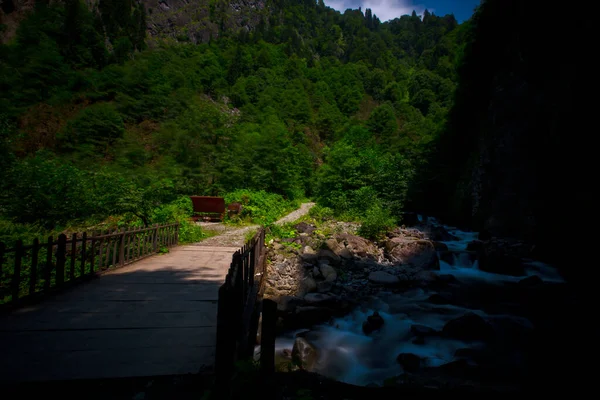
[274,202,315,225]
[195,202,315,248]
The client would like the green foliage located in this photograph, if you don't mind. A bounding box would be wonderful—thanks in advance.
[224,190,298,225]
[0,152,90,227]
[265,222,297,242]
[60,103,124,153]
[0,0,468,239]
[308,205,334,222]
[358,203,397,240]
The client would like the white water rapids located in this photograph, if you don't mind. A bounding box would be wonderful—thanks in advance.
[270,217,563,386]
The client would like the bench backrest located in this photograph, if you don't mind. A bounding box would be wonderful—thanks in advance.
[190,196,226,214]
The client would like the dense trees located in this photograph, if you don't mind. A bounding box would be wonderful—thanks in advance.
[0,0,467,235]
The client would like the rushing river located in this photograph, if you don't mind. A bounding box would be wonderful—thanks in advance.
[271,217,564,387]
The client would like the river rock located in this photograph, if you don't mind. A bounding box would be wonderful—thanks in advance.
[427,292,453,305]
[292,337,318,371]
[312,266,322,278]
[318,249,341,265]
[300,276,317,294]
[442,312,494,341]
[320,264,337,282]
[368,271,400,285]
[316,281,334,293]
[300,246,318,263]
[362,311,384,334]
[397,353,421,372]
[326,238,343,254]
[432,241,449,251]
[295,222,316,235]
[386,238,440,270]
[420,224,459,241]
[304,293,334,304]
[335,233,379,259]
[466,240,484,252]
[276,295,305,313]
[411,324,438,336]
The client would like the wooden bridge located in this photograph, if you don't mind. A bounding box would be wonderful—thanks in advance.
[0,225,267,384]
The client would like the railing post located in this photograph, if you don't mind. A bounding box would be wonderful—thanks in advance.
[80,232,87,277]
[70,233,77,281]
[153,224,158,252]
[11,239,23,303]
[249,244,255,289]
[29,238,39,296]
[260,299,277,376]
[44,236,53,291]
[119,229,126,266]
[0,242,5,286]
[56,234,67,287]
[215,284,235,399]
[89,233,96,274]
[175,223,179,245]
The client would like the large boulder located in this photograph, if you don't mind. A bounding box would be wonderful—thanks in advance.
[319,264,337,282]
[295,222,316,235]
[300,276,317,294]
[368,271,400,285]
[300,246,318,263]
[419,224,459,241]
[275,295,305,313]
[466,240,485,252]
[386,238,440,270]
[303,293,334,305]
[318,249,341,266]
[292,337,318,371]
[442,312,494,341]
[362,311,385,334]
[411,324,438,337]
[432,241,449,251]
[396,353,422,372]
[335,234,379,259]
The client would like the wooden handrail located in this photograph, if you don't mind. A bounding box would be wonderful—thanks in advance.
[214,228,267,396]
[0,223,180,308]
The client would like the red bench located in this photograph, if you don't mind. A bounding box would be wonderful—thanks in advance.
[190,196,226,222]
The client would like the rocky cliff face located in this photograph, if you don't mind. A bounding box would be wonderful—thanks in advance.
[425,0,593,280]
[143,0,266,44]
[0,0,34,43]
[1,0,266,44]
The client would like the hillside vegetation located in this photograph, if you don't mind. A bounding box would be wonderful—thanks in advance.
[0,0,470,241]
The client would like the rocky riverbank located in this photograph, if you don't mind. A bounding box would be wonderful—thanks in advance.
[261,215,573,392]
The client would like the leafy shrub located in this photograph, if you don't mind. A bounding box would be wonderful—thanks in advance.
[0,152,89,226]
[224,189,298,225]
[357,204,396,240]
[308,205,334,222]
[59,102,124,150]
[151,196,206,244]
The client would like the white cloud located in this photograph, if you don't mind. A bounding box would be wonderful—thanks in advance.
[325,0,429,22]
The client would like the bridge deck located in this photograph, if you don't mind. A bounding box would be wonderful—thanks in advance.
[0,245,238,382]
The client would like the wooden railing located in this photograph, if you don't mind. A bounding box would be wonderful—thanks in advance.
[0,223,179,308]
[215,227,267,395]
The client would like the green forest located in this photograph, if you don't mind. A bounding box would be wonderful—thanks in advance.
[0,0,470,242]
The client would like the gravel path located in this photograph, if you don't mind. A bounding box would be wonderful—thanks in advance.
[274,202,315,225]
[194,202,315,248]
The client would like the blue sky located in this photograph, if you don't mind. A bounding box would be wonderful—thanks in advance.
[324,0,481,23]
